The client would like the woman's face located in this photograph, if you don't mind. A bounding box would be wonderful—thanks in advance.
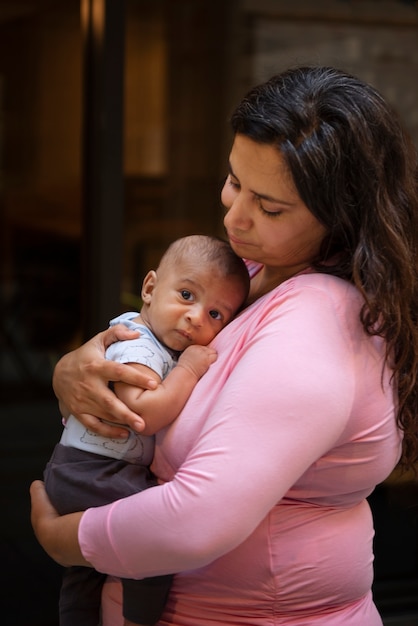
[222,134,327,285]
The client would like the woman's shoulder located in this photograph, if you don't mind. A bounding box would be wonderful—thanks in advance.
[234,267,364,343]
[249,270,365,342]
[282,270,362,306]
[246,262,360,304]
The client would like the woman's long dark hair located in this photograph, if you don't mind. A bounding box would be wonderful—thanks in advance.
[231,66,418,471]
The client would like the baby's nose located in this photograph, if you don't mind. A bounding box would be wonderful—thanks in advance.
[186,306,204,326]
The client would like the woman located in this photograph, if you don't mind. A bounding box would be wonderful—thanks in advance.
[31,66,418,625]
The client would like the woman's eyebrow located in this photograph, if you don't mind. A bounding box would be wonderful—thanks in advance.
[254,190,293,205]
[228,161,294,206]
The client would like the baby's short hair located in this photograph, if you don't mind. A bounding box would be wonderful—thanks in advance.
[159,234,250,298]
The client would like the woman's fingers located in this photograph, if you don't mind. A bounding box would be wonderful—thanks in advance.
[30,480,63,561]
[30,479,57,526]
[51,326,158,430]
[30,480,87,568]
[98,324,139,349]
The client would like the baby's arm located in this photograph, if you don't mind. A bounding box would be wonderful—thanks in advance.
[113,344,217,435]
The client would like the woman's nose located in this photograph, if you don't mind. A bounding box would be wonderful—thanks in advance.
[223,193,250,230]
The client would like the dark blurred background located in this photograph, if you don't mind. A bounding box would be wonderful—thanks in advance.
[0,1,417,624]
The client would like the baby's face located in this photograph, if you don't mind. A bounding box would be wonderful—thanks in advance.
[142,262,245,351]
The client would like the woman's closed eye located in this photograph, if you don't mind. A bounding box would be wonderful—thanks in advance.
[227,174,240,190]
[227,173,282,217]
[255,195,283,217]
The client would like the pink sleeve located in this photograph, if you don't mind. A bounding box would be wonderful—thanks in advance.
[79,284,359,578]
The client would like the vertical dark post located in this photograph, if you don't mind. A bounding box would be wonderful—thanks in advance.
[81,0,125,338]
[164,0,231,236]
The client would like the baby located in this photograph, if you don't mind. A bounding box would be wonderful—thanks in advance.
[44,234,250,626]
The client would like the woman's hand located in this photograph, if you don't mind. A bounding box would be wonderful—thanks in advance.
[30,480,89,568]
[53,325,158,437]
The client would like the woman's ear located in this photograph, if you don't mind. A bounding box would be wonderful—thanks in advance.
[141,270,157,304]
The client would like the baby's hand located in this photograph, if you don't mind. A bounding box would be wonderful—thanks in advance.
[177,345,217,380]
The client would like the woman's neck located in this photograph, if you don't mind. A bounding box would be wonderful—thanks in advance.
[247,263,311,304]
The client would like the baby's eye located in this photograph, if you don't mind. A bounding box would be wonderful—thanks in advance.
[181,289,193,301]
[209,310,222,321]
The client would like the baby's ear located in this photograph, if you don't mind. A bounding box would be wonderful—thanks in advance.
[141,270,157,303]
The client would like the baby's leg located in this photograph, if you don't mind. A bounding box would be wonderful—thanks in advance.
[122,575,173,625]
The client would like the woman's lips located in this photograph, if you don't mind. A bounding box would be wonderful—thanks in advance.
[227,233,251,247]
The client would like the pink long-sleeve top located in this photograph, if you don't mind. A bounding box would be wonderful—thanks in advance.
[79,268,402,625]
